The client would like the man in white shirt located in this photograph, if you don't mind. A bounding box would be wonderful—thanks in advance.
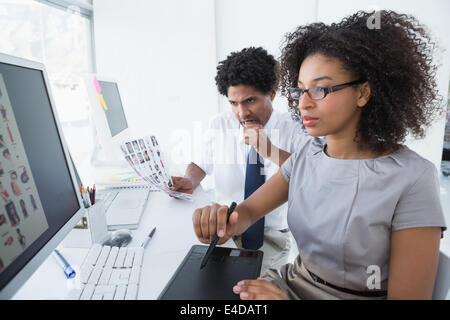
[170,47,306,273]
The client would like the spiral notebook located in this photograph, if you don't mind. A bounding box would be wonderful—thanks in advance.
[95,171,159,190]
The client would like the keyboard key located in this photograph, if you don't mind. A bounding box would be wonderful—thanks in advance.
[66,285,84,300]
[118,268,131,285]
[125,284,138,300]
[133,247,144,267]
[114,247,127,268]
[103,292,115,300]
[105,246,119,267]
[88,265,103,285]
[84,244,102,266]
[80,264,93,284]
[91,293,103,300]
[109,268,121,285]
[80,244,143,300]
[114,284,127,300]
[80,284,95,300]
[129,265,140,285]
[93,284,116,300]
[96,246,111,267]
[123,248,135,268]
[98,266,113,285]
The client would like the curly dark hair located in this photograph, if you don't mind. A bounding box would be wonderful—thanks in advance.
[279,10,443,153]
[215,47,278,96]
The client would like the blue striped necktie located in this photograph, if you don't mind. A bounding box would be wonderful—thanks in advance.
[242,147,265,250]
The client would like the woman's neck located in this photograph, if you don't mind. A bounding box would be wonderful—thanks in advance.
[325,135,378,159]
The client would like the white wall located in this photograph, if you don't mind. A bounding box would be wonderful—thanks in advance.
[93,0,218,172]
[214,0,450,170]
[214,0,318,113]
[93,0,450,171]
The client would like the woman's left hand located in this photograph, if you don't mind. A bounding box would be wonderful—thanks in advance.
[233,278,289,300]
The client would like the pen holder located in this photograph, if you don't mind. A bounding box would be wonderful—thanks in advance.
[62,199,109,248]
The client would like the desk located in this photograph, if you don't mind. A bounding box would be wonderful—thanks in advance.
[12,186,236,300]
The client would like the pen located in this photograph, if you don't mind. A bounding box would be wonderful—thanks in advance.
[85,187,92,207]
[80,185,91,208]
[141,227,156,248]
[79,185,88,208]
[53,249,76,279]
[200,201,237,270]
[87,187,92,204]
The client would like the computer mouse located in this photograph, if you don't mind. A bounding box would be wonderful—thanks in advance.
[108,229,132,247]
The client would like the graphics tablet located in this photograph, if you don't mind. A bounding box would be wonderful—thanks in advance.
[158,245,263,300]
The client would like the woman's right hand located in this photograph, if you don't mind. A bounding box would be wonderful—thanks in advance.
[192,203,239,245]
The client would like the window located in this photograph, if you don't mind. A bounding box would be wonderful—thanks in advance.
[441,77,450,174]
[0,0,95,182]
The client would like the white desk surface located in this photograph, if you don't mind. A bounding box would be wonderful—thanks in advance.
[12,180,450,300]
[12,187,236,300]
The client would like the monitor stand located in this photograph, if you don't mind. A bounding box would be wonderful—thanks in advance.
[90,130,128,168]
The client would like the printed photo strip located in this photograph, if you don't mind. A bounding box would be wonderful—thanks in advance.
[121,135,193,201]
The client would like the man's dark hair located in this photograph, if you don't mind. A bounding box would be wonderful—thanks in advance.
[215,47,278,96]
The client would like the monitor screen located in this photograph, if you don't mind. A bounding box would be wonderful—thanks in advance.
[98,81,128,137]
[0,61,80,291]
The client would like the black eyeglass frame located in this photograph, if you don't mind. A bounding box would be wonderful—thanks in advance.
[289,79,367,101]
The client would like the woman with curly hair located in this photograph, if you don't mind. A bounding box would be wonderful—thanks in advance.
[192,10,447,299]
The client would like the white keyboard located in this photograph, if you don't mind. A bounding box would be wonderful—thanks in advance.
[66,244,144,300]
[102,189,150,230]
[101,190,119,212]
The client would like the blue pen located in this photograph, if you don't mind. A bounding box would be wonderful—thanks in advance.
[53,249,76,279]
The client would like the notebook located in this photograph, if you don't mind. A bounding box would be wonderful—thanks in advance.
[158,245,263,300]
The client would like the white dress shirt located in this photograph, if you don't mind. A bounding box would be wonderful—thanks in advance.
[195,109,307,230]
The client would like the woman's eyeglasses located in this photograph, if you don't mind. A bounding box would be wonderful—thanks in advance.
[289,79,366,101]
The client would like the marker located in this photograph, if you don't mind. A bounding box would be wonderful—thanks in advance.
[141,227,156,248]
[53,249,76,279]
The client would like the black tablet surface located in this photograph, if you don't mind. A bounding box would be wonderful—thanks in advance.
[158,245,264,300]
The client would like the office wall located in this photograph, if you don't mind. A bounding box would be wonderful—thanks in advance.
[93,0,218,172]
[214,0,318,113]
[93,0,449,171]
[214,0,450,170]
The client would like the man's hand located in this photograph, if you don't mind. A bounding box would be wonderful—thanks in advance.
[243,123,272,158]
[233,278,289,300]
[170,176,194,194]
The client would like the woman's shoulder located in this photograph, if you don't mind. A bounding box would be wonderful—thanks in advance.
[287,136,324,164]
[361,146,438,192]
[377,146,436,174]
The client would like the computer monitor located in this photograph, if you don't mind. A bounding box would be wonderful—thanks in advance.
[0,53,85,299]
[84,75,131,167]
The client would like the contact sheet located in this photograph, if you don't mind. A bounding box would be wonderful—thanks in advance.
[120,136,193,201]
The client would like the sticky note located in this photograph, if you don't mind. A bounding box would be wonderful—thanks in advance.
[93,76,102,94]
[98,94,108,110]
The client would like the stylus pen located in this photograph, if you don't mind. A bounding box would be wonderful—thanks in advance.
[200,201,237,270]
[53,249,76,279]
[141,227,156,248]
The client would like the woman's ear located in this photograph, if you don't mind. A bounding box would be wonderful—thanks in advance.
[357,82,371,108]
